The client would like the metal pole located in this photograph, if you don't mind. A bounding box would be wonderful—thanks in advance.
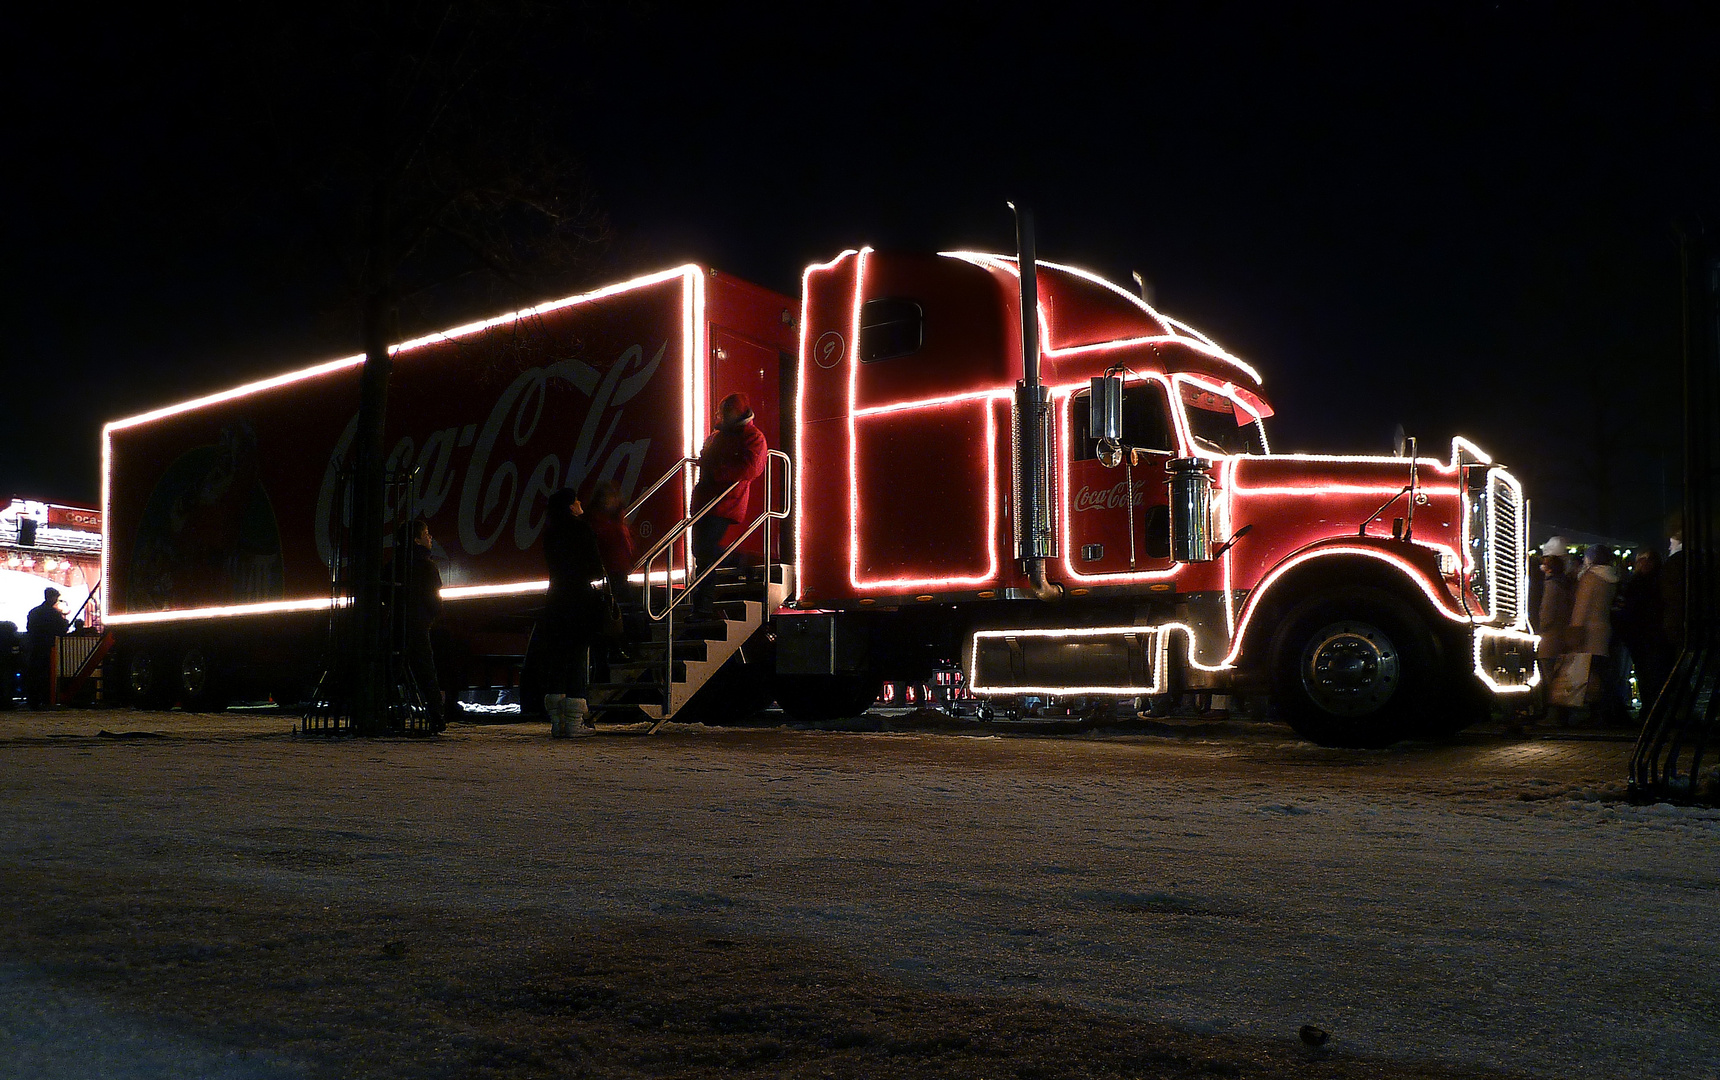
[1631,225,1720,805]
[1126,462,1137,569]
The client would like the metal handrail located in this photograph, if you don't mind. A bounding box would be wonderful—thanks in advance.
[642,449,791,621]
[623,457,698,522]
[635,449,792,717]
[633,479,740,574]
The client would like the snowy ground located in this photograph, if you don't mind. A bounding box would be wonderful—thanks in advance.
[0,710,1716,1079]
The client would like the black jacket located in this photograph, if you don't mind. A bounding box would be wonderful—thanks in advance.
[543,509,605,626]
[25,601,68,664]
[401,544,443,634]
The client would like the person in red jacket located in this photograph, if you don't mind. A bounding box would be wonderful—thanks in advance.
[690,392,767,614]
[586,479,637,608]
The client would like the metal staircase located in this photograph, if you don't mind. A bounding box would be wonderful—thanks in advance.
[587,450,791,729]
[589,564,792,725]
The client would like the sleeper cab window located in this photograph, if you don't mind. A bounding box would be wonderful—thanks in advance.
[1069,383,1175,461]
[859,298,924,363]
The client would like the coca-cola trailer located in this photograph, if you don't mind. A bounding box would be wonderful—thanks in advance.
[103,266,794,711]
[103,243,1537,746]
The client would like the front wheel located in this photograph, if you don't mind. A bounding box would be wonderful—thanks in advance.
[1269,587,1439,748]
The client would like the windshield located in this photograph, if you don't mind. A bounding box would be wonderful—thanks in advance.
[1180,383,1269,456]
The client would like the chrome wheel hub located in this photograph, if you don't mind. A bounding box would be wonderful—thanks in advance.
[1301,620,1400,717]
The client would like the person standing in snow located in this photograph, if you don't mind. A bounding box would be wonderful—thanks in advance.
[400,520,445,730]
[1532,540,1574,712]
[1661,514,1685,656]
[1615,548,1668,716]
[539,488,606,737]
[689,392,767,616]
[24,587,70,710]
[1563,545,1622,723]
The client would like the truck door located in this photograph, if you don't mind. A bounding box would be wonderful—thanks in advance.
[1064,381,1177,577]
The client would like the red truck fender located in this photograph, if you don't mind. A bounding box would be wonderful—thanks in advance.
[1225,535,1475,670]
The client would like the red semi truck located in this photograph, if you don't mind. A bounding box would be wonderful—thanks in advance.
[104,246,1537,745]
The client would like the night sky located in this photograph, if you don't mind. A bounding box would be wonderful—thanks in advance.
[7,3,1715,545]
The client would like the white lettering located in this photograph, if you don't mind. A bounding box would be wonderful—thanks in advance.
[413,427,459,518]
[595,438,650,500]
[514,454,561,550]
[1072,481,1146,513]
[316,341,667,563]
[458,369,537,555]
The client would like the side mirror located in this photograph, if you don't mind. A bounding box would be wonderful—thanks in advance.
[1090,375,1124,467]
[1090,376,1123,442]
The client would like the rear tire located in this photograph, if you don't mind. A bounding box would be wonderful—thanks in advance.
[125,649,173,709]
[177,646,229,712]
[1269,587,1438,748]
[775,672,882,724]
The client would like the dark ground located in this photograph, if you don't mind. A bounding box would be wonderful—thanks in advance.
[0,708,1679,1080]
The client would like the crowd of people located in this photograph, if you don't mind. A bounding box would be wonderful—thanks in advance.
[1527,518,1685,728]
[526,390,766,736]
[0,587,77,712]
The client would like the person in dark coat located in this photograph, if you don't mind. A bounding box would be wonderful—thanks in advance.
[400,520,445,729]
[540,488,605,736]
[1616,548,1669,715]
[24,587,70,710]
[1661,516,1685,655]
[0,622,21,710]
[689,392,767,614]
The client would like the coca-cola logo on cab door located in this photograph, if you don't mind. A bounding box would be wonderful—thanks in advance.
[1072,482,1145,513]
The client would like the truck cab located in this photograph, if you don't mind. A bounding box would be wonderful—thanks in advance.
[785,249,1536,746]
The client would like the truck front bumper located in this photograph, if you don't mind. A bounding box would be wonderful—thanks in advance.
[1473,626,1540,694]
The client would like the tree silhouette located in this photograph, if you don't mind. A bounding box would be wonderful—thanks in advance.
[254,1,611,727]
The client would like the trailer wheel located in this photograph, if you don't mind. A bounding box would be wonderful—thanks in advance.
[178,646,229,712]
[125,650,172,709]
[775,673,882,724]
[1269,587,1436,748]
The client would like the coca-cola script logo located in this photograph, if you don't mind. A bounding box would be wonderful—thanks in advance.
[315,341,666,565]
[1072,482,1145,513]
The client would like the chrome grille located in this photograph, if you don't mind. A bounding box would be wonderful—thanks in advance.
[1487,471,1525,622]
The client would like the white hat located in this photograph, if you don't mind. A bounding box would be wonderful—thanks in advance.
[1540,536,1568,557]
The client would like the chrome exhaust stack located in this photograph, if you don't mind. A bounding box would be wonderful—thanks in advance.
[1008,202,1061,601]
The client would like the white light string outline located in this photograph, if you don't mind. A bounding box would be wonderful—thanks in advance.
[938,252,1264,385]
[103,266,705,626]
[1473,626,1542,693]
[841,249,1006,590]
[967,625,1170,696]
[791,249,860,600]
[967,614,1530,700]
